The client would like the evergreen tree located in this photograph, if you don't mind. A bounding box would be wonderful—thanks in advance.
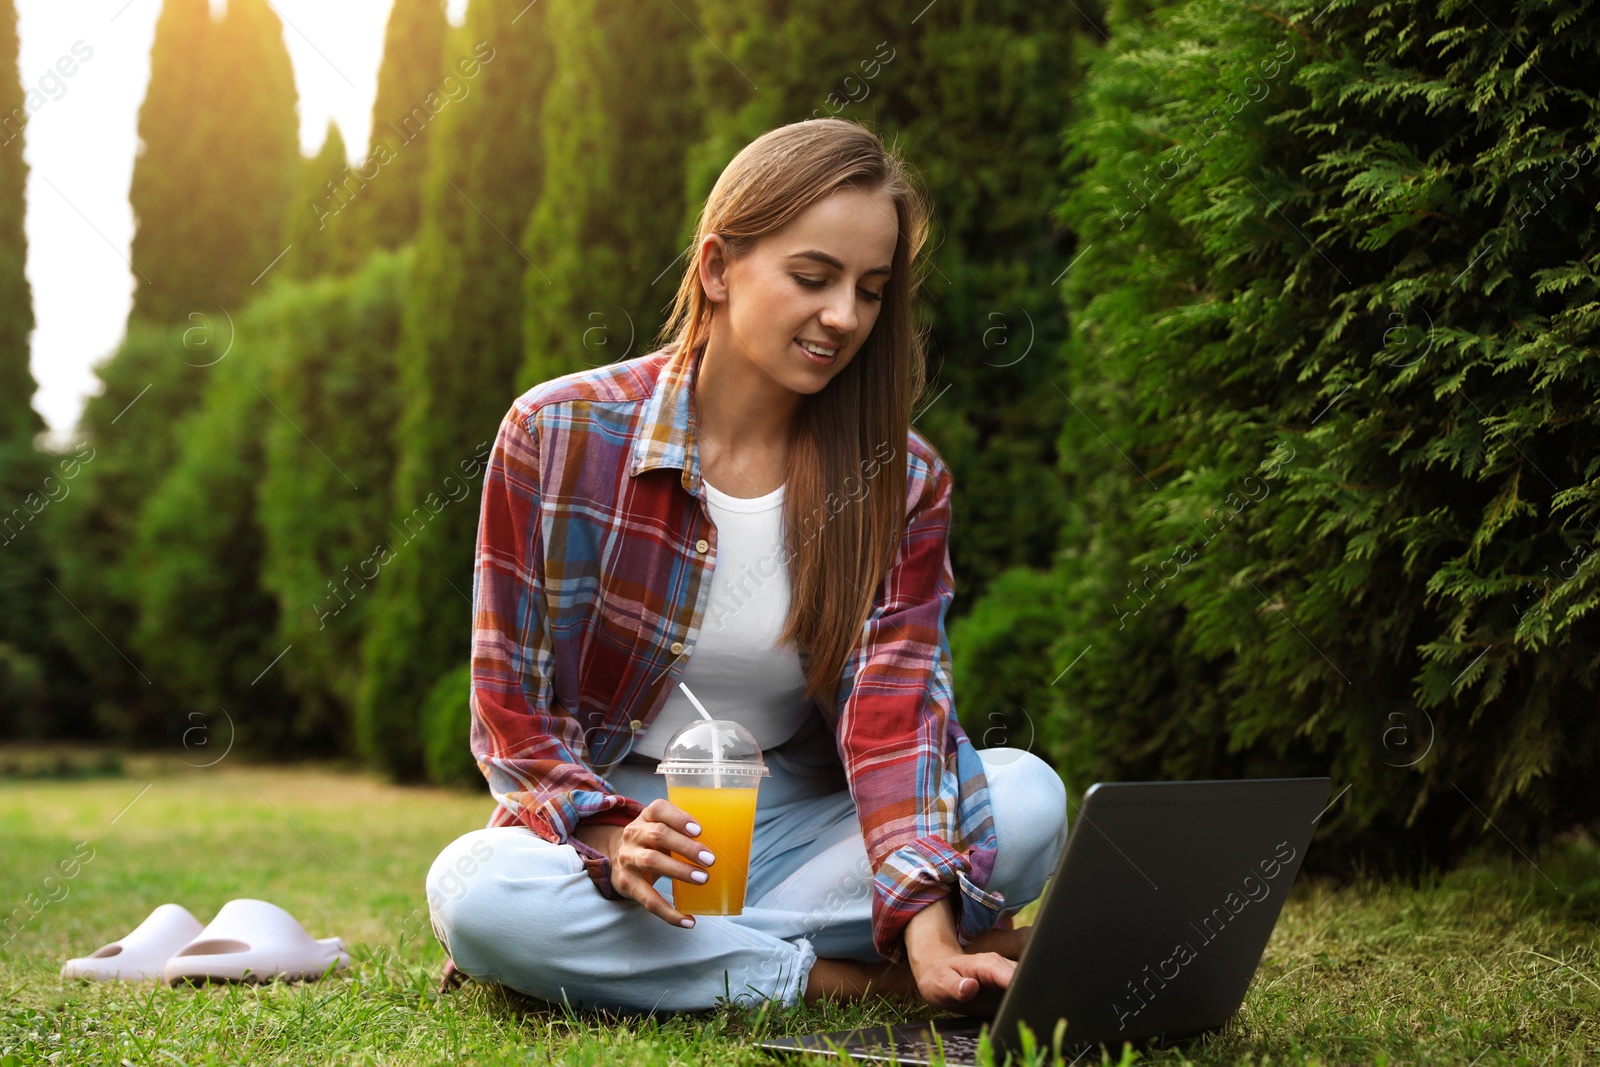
[1040,0,1600,863]
[127,0,299,326]
[0,0,37,443]
[202,0,300,304]
[356,4,555,778]
[280,122,361,281]
[517,0,704,391]
[0,0,94,740]
[356,0,448,254]
[126,0,214,326]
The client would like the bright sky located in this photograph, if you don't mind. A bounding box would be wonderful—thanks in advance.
[17,0,469,449]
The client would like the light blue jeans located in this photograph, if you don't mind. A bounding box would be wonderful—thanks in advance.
[425,723,1068,1015]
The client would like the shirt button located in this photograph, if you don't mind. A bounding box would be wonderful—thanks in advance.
[629,719,643,730]
[670,641,685,655]
[695,538,709,553]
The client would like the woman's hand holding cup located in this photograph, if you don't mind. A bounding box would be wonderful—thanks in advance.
[575,797,714,928]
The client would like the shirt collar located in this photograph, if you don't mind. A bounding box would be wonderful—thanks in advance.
[628,341,704,494]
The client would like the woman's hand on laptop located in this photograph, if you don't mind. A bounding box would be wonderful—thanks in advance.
[572,798,712,928]
[963,924,1030,961]
[903,897,1017,1012]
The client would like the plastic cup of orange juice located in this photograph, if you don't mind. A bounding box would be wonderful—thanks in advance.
[655,718,769,916]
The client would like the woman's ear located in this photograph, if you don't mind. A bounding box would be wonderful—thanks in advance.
[698,233,732,304]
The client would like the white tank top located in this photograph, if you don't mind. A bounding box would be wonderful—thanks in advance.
[632,476,814,760]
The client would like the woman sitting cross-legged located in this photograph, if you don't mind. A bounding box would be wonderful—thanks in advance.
[425,116,1069,1016]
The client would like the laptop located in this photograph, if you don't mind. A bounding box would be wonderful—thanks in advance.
[756,776,1333,1064]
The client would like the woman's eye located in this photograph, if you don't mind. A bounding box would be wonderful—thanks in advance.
[793,274,884,303]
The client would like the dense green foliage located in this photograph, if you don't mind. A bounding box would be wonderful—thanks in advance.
[422,662,477,788]
[48,252,415,760]
[0,433,94,739]
[127,311,296,753]
[355,1,555,778]
[44,324,211,745]
[256,249,411,749]
[979,0,1600,864]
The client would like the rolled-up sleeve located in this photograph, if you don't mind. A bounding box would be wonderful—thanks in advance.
[832,451,1005,963]
[471,404,644,893]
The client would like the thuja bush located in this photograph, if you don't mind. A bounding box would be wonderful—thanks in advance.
[1035,0,1598,866]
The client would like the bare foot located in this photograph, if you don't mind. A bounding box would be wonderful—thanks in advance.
[803,957,918,1005]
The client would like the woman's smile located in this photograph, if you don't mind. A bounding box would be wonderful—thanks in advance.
[794,337,840,366]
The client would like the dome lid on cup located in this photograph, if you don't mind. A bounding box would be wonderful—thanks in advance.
[654,718,770,776]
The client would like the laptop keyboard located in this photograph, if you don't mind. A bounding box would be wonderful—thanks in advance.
[865,1027,985,1064]
[916,1029,983,1060]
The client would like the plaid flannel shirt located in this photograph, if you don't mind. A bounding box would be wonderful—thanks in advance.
[469,341,1005,963]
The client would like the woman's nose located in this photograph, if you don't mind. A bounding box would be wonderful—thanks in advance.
[819,289,858,335]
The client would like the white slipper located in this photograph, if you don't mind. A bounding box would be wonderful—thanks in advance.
[61,903,205,981]
[162,898,350,986]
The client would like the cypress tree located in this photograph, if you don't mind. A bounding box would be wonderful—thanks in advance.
[128,0,299,325]
[280,122,361,281]
[0,0,93,740]
[355,0,448,254]
[1044,0,1600,862]
[517,0,704,391]
[0,0,36,443]
[356,3,555,778]
[202,0,300,304]
[126,0,214,326]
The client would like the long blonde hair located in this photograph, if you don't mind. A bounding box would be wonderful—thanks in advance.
[655,118,937,705]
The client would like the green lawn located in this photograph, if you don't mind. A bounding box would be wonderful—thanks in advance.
[1,750,1596,1065]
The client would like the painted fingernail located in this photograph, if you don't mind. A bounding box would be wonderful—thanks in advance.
[691,870,709,884]
[680,916,695,928]
[686,822,702,836]
[698,850,715,865]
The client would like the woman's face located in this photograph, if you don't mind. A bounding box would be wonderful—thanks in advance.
[700,184,900,394]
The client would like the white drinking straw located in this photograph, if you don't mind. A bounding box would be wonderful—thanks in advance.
[677,681,721,788]
[678,681,715,722]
